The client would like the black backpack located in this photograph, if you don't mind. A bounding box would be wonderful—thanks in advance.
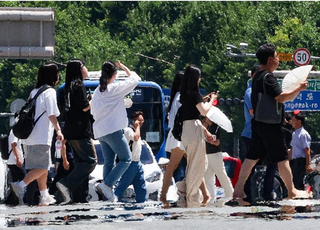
[13,85,52,139]
[172,106,183,141]
[0,133,11,160]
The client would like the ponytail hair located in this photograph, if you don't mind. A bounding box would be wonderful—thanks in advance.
[100,61,117,92]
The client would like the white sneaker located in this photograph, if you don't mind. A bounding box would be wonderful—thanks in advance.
[11,182,25,205]
[96,182,116,202]
[56,182,71,204]
[39,195,56,206]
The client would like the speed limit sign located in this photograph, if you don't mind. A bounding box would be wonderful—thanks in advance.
[293,48,310,66]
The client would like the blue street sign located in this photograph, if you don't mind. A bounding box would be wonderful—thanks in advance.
[284,91,320,112]
[278,79,320,111]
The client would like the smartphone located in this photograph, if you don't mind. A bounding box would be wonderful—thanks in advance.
[212,135,216,141]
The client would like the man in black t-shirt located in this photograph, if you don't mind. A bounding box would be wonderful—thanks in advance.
[233,43,309,201]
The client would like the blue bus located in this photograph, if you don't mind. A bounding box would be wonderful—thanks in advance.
[57,71,167,161]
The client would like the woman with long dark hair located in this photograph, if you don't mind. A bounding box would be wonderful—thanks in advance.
[55,59,97,204]
[179,64,217,208]
[91,61,141,201]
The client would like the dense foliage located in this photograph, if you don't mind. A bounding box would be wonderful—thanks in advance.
[1,1,320,154]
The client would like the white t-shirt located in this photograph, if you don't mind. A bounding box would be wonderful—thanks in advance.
[7,130,23,165]
[167,92,181,129]
[123,125,142,162]
[91,73,141,139]
[23,87,60,146]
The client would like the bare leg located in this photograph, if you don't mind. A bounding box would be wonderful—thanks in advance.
[200,178,211,206]
[277,160,298,199]
[23,168,48,187]
[36,170,49,191]
[160,147,185,208]
[233,158,259,198]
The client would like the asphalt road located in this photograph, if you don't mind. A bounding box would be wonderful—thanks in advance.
[1,199,320,230]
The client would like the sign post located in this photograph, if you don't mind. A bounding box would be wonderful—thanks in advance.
[293,48,311,66]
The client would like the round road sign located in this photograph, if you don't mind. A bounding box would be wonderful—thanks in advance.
[293,48,310,66]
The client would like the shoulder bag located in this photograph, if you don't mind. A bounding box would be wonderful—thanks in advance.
[254,73,283,124]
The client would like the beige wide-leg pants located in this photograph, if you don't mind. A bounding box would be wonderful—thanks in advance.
[181,119,207,208]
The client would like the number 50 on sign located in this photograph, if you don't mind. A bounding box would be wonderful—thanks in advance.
[293,48,311,66]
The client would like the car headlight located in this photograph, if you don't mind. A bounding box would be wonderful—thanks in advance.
[145,171,161,183]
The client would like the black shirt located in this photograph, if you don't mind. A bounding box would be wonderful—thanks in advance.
[181,92,203,121]
[60,83,93,140]
[206,123,221,154]
[252,70,285,123]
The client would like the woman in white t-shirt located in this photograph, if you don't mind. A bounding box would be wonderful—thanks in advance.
[91,61,141,201]
[11,63,63,206]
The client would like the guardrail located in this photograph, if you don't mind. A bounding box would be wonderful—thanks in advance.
[0,113,14,117]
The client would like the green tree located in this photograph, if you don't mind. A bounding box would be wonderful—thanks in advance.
[1,1,320,150]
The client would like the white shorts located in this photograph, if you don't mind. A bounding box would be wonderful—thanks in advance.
[165,129,185,152]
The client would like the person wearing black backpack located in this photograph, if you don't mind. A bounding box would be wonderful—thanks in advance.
[11,63,63,206]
